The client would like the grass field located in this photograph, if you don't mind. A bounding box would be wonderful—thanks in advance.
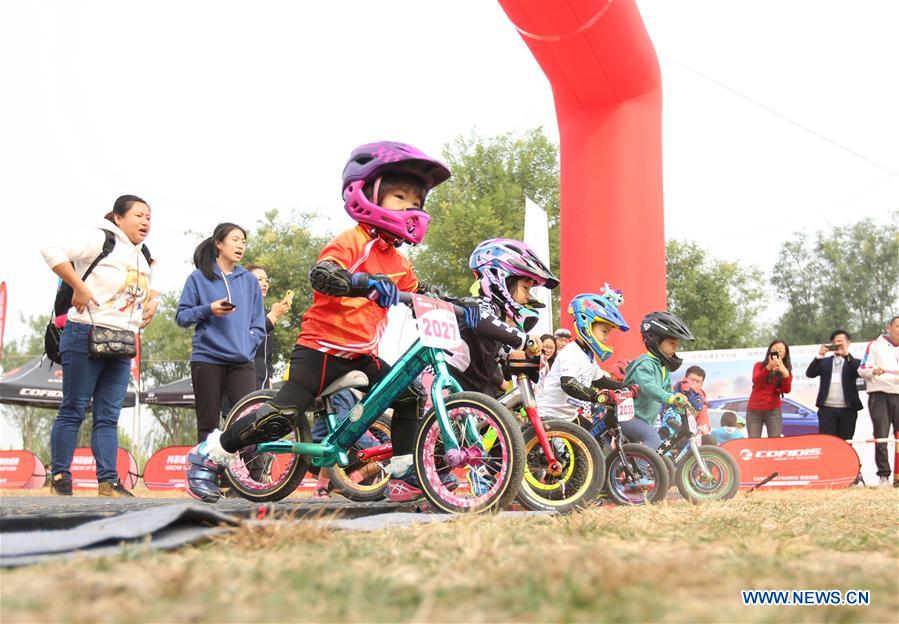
[1,488,897,623]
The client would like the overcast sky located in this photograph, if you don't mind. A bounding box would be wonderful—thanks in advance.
[2,0,897,351]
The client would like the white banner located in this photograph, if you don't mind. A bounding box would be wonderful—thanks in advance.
[523,197,553,337]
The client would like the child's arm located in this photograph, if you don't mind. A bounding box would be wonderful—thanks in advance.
[454,297,538,353]
[308,260,397,306]
[627,359,674,405]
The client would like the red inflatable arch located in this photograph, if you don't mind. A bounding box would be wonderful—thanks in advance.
[497,0,665,358]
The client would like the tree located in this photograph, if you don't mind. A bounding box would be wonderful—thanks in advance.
[666,240,764,350]
[243,209,329,369]
[771,216,899,344]
[411,129,561,315]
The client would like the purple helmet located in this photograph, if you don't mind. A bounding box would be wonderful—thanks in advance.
[469,238,559,330]
[342,141,451,245]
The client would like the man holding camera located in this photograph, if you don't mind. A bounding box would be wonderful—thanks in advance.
[805,330,862,440]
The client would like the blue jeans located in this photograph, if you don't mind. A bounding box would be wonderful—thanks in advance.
[51,322,131,482]
[619,417,662,450]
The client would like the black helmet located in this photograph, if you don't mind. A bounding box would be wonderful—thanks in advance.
[639,311,695,372]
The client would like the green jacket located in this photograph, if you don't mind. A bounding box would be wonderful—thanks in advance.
[623,353,674,425]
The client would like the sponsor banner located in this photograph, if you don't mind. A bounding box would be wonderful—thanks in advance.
[143,445,192,490]
[70,447,139,489]
[144,446,317,494]
[722,434,860,490]
[679,342,888,484]
[0,449,46,489]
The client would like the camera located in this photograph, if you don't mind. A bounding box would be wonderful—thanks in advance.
[769,352,779,359]
[825,343,839,352]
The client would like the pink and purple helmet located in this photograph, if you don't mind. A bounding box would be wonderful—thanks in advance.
[342,141,451,245]
[469,238,559,330]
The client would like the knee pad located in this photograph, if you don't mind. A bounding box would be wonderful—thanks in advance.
[236,403,297,446]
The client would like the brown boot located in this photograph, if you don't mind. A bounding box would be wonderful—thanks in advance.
[98,481,135,497]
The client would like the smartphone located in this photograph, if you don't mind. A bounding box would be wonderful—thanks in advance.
[825,343,839,352]
[220,301,236,310]
[283,289,294,305]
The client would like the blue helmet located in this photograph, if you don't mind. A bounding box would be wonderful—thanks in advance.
[568,284,629,363]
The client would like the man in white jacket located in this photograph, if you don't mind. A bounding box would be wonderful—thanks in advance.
[858,316,899,487]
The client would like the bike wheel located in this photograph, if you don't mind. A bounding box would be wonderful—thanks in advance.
[327,413,392,501]
[517,420,605,513]
[221,390,312,502]
[675,445,740,504]
[415,391,524,514]
[604,443,670,505]
[662,454,676,488]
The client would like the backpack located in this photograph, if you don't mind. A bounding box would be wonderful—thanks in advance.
[43,229,152,364]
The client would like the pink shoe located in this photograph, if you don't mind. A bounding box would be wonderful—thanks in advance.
[386,472,424,503]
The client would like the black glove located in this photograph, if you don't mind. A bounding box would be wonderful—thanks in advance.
[416,280,444,299]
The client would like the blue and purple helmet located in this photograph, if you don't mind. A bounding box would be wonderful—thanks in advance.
[568,284,630,363]
[342,141,451,245]
[469,238,558,330]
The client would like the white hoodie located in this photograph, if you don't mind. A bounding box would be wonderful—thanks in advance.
[41,220,152,332]
[858,334,899,395]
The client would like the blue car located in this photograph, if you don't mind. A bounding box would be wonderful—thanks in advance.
[705,397,819,437]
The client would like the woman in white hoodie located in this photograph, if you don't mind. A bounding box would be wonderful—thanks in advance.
[40,195,158,497]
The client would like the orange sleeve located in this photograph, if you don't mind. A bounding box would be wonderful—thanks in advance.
[396,254,419,293]
[318,229,361,270]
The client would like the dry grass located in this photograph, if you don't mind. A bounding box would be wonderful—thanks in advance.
[1,489,897,623]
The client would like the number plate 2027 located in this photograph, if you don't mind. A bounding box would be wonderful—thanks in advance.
[411,294,462,350]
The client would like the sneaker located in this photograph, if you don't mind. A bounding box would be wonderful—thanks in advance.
[49,473,72,496]
[387,470,424,503]
[186,441,225,503]
[877,476,892,488]
[98,481,134,497]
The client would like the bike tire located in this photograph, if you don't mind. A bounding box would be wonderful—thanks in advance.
[517,420,605,513]
[662,454,676,489]
[327,413,392,502]
[675,444,740,504]
[603,443,670,505]
[221,390,312,502]
[414,391,524,514]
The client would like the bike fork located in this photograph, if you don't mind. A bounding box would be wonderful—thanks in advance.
[517,375,562,475]
[688,438,711,477]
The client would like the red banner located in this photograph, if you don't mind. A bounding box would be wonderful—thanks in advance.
[0,281,7,357]
[143,445,192,490]
[722,434,860,490]
[70,447,139,489]
[0,449,47,489]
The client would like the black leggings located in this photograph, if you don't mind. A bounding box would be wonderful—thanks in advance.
[220,346,421,455]
[191,361,257,444]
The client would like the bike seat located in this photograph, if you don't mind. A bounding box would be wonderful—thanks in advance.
[319,371,369,398]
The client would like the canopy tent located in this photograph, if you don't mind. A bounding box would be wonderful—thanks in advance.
[140,377,195,408]
[0,357,137,409]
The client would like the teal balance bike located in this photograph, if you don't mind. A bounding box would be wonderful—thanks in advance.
[220,292,525,514]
